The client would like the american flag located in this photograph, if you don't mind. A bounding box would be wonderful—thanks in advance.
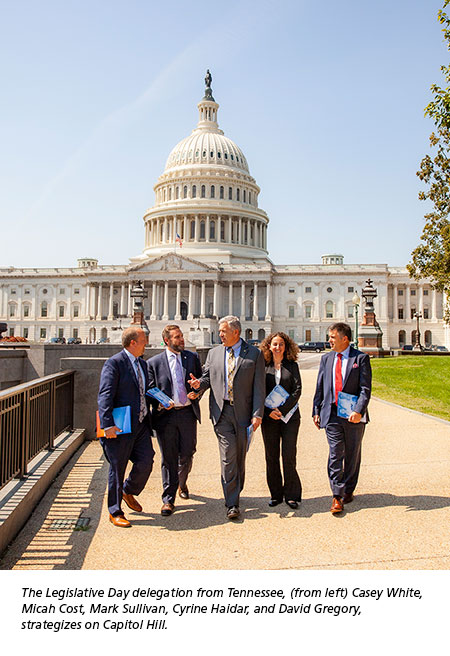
[175,233,183,248]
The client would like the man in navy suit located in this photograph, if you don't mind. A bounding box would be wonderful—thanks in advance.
[313,322,371,514]
[98,327,154,527]
[147,325,202,516]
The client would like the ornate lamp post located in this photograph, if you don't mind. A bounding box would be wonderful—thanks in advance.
[413,311,423,351]
[130,280,150,339]
[352,292,360,346]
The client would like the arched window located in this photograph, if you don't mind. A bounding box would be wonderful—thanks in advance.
[398,330,406,347]
[58,304,65,318]
[210,220,216,240]
[168,187,172,200]
[200,220,206,239]
[190,220,195,240]
[258,329,266,341]
[228,187,232,200]
[41,301,48,318]
[113,302,119,318]
[424,330,432,347]
[9,303,16,317]
[411,330,417,344]
[183,185,188,199]
[201,185,206,198]
[176,186,179,199]
[220,221,225,241]
[192,185,197,198]
[220,186,224,199]
[325,301,333,318]
[249,191,252,204]
[160,223,164,241]
[236,188,240,201]
[243,189,246,203]
[211,185,215,199]
[244,223,248,244]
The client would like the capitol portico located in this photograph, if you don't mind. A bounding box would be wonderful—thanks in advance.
[1,74,449,349]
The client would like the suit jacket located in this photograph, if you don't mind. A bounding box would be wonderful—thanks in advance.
[312,346,371,428]
[147,349,202,424]
[199,340,265,427]
[98,349,152,434]
[264,359,302,420]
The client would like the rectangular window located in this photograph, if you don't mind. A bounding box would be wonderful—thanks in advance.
[74,288,80,295]
[24,289,30,295]
[73,306,79,318]
[305,286,312,293]
[288,287,295,293]
[73,328,79,338]
[305,329,311,341]
[398,290,403,296]
[410,307,416,319]
[23,328,29,339]
[411,289,416,296]
[11,289,16,295]
[288,330,295,340]
[58,328,64,338]
[9,305,16,317]
[24,306,30,317]
[305,305,312,319]
[59,306,65,317]
[40,328,46,339]
[423,308,429,319]
[348,286,354,293]
[348,306,354,318]
[288,306,295,318]
[423,289,429,296]
[398,308,404,319]
[60,288,65,294]
[9,327,14,336]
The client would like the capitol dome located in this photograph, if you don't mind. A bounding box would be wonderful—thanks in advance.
[139,71,270,265]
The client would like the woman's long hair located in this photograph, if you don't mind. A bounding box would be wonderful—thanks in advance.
[260,331,299,364]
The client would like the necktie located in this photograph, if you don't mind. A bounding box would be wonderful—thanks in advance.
[134,358,147,422]
[173,355,188,405]
[227,348,236,403]
[335,353,343,405]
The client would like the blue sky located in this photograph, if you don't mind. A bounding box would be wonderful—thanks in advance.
[0,0,447,268]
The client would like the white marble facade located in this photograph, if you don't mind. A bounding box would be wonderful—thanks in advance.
[1,84,449,349]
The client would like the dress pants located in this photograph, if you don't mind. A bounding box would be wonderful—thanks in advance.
[325,405,365,497]
[261,413,302,502]
[214,402,247,508]
[155,406,197,504]
[100,421,154,516]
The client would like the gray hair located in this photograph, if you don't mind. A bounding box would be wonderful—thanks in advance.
[219,315,241,334]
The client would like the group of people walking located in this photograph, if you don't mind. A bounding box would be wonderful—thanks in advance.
[97,316,371,527]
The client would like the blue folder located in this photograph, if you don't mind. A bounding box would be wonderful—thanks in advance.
[146,386,173,409]
[112,405,132,434]
[265,384,290,409]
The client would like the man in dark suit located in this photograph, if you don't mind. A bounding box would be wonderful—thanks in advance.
[98,327,154,528]
[189,315,265,520]
[313,322,371,514]
[147,324,202,516]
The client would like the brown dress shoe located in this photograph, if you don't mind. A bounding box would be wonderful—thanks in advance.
[122,493,142,512]
[343,492,354,504]
[330,497,344,514]
[161,502,175,516]
[178,487,189,500]
[109,513,131,528]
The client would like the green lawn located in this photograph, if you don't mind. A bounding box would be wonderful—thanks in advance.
[371,356,450,421]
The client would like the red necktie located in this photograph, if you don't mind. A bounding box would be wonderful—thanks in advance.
[335,353,343,405]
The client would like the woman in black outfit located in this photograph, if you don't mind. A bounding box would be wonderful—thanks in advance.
[260,332,302,509]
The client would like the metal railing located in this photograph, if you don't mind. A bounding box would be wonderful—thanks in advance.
[0,371,74,489]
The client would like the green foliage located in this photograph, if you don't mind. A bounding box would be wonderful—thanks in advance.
[408,1,450,321]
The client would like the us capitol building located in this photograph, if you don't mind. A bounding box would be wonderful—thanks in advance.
[1,73,449,349]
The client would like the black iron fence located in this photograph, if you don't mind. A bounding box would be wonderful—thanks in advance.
[0,371,74,489]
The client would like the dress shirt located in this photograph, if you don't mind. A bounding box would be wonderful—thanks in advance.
[331,345,351,402]
[104,348,147,430]
[224,339,242,400]
[166,348,190,407]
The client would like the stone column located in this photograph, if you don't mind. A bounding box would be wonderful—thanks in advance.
[265,282,272,321]
[213,282,219,318]
[218,215,222,242]
[419,286,424,314]
[127,283,132,317]
[392,284,398,320]
[238,217,242,244]
[188,282,194,320]
[206,215,210,243]
[228,281,233,315]
[405,285,411,320]
[120,284,125,315]
[200,281,206,318]
[184,215,188,242]
[156,218,161,245]
[151,282,157,320]
[85,284,90,319]
[175,281,181,320]
[163,281,169,320]
[108,283,114,320]
[195,215,199,242]
[253,281,259,321]
[432,288,437,320]
[241,282,246,320]
[228,216,232,243]
[97,283,103,319]
[163,218,168,243]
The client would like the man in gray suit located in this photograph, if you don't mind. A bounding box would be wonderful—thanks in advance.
[189,315,265,520]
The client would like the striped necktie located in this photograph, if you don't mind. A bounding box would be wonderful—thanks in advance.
[227,347,236,403]
[134,358,147,422]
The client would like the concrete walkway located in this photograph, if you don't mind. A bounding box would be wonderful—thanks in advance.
[1,369,449,570]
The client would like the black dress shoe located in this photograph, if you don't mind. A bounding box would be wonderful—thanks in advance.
[161,502,175,516]
[286,500,299,509]
[178,487,189,500]
[226,506,240,520]
[268,499,283,507]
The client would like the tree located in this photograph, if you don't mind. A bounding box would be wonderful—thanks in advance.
[408,0,450,323]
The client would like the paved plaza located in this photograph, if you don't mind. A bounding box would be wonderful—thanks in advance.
[0,363,449,570]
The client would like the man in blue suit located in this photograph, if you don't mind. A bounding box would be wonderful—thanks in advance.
[313,322,371,514]
[98,327,154,527]
[147,325,202,516]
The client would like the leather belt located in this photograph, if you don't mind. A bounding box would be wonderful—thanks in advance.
[223,400,234,406]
